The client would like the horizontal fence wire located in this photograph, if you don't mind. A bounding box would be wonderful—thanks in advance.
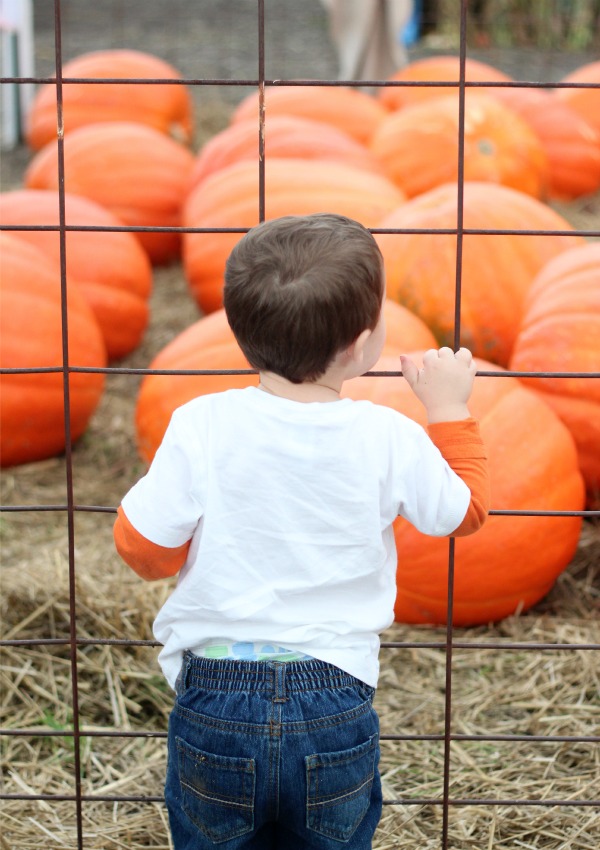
[1,1,599,848]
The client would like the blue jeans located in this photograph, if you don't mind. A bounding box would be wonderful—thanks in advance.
[165,653,382,849]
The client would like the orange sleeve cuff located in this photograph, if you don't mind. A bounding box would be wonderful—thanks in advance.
[427,418,490,537]
[113,505,191,581]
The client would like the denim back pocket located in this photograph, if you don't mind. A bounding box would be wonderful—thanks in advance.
[305,733,378,841]
[176,736,255,843]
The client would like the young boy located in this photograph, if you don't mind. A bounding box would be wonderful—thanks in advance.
[114,213,489,849]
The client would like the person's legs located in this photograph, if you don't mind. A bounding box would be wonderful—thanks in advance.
[164,654,381,849]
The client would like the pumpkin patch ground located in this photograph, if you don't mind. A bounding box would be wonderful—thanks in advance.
[1,4,599,848]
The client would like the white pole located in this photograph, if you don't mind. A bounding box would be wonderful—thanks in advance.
[1,0,35,150]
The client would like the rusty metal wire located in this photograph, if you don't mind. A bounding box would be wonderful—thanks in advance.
[1,1,599,848]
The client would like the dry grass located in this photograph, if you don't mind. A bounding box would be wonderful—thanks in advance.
[2,100,600,848]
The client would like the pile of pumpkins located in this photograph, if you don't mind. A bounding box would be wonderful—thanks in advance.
[1,49,598,626]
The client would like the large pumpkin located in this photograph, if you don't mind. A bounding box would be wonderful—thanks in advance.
[135,302,436,463]
[189,115,384,191]
[183,158,405,314]
[0,235,106,467]
[343,353,585,625]
[231,85,388,145]
[0,189,152,360]
[554,61,600,136]
[370,93,548,199]
[378,55,513,112]
[25,48,194,150]
[509,242,600,508]
[377,182,584,367]
[24,122,195,265]
[489,86,600,201]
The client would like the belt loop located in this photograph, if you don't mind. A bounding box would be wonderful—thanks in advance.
[273,662,287,703]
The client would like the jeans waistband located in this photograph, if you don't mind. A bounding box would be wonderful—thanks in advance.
[181,651,365,695]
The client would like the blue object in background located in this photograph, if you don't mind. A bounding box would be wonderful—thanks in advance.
[401,0,421,46]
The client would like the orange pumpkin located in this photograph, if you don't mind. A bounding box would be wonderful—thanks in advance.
[377,182,584,367]
[135,302,436,462]
[343,353,585,625]
[24,122,195,265]
[554,61,600,136]
[0,234,106,467]
[231,85,388,145]
[378,55,513,112]
[25,48,194,151]
[370,93,548,199]
[189,115,384,191]
[183,158,405,314]
[509,242,600,508]
[0,189,152,360]
[489,86,600,201]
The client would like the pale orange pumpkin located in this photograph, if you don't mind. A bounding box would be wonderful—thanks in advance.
[509,242,600,508]
[135,302,436,463]
[24,122,195,265]
[231,85,388,145]
[377,182,584,367]
[554,61,600,136]
[370,93,548,199]
[0,189,152,360]
[489,86,600,201]
[1,234,106,467]
[189,115,384,191]
[183,158,405,314]
[343,353,585,625]
[25,48,194,150]
[378,55,513,112]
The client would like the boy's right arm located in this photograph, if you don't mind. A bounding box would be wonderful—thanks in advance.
[401,347,490,536]
[113,506,191,581]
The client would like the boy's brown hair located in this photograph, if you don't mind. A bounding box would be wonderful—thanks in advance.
[223,213,384,383]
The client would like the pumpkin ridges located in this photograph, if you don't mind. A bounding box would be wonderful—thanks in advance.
[25,48,194,150]
[0,189,153,359]
[231,85,388,145]
[24,122,195,265]
[378,55,513,111]
[190,115,384,190]
[0,234,106,467]
[370,93,549,199]
[509,242,600,506]
[487,86,600,201]
[377,182,584,367]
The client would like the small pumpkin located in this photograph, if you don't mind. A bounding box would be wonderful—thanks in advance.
[370,93,548,199]
[489,86,600,201]
[376,182,584,367]
[0,234,106,467]
[378,55,513,112]
[0,189,152,360]
[554,61,600,136]
[189,115,384,191]
[509,242,600,508]
[183,158,405,314]
[135,302,436,463]
[231,85,388,145]
[24,122,195,265]
[343,353,585,625]
[25,48,194,150]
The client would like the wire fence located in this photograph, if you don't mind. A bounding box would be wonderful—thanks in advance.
[1,1,599,848]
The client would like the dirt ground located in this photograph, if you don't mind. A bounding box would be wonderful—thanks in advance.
[1,2,599,849]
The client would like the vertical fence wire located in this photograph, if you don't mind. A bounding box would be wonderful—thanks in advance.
[1,0,599,847]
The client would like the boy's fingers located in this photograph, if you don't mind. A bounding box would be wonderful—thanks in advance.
[399,355,419,387]
[455,347,473,363]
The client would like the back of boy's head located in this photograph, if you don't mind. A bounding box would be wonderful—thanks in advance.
[223,213,384,383]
